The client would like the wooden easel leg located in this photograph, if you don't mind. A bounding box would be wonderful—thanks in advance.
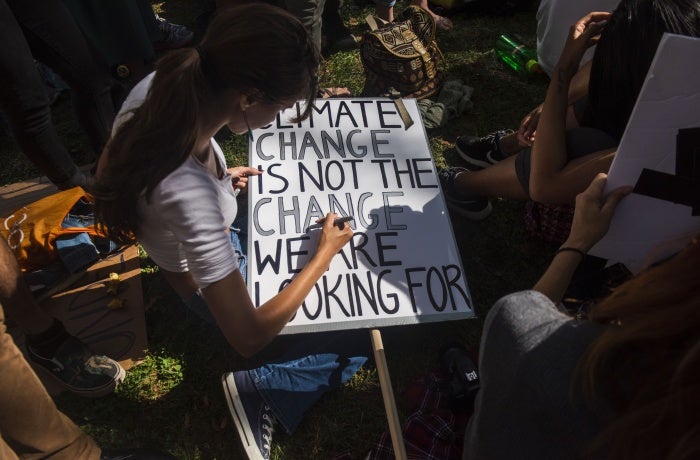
[370,329,407,460]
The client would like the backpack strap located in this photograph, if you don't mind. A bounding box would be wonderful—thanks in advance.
[365,14,388,31]
[388,89,414,130]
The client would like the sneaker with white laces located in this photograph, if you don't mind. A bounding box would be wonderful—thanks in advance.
[152,14,194,51]
[454,129,513,170]
[438,167,492,221]
[26,324,125,398]
[222,372,276,460]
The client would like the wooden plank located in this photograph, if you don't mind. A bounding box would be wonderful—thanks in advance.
[370,329,407,460]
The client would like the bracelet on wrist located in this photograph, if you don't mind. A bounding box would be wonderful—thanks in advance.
[555,246,587,259]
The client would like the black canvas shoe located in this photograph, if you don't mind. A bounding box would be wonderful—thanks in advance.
[222,372,277,460]
[455,129,513,170]
[438,167,492,220]
[152,14,194,51]
[26,325,125,397]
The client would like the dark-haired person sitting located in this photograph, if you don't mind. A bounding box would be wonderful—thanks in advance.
[463,173,699,459]
[441,0,700,220]
[93,5,369,459]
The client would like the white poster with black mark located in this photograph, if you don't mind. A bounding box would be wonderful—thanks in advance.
[246,98,475,334]
[591,33,700,273]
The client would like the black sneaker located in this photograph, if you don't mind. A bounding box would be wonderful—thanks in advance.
[438,167,492,220]
[152,14,194,51]
[455,129,513,170]
[222,372,276,460]
[26,335,125,397]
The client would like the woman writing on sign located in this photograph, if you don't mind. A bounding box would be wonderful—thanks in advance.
[94,5,363,459]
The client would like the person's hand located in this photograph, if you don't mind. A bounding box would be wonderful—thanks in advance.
[315,212,353,260]
[517,104,542,147]
[227,166,261,193]
[563,173,633,252]
[556,11,610,82]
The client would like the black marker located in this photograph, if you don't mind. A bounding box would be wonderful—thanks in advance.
[305,216,354,232]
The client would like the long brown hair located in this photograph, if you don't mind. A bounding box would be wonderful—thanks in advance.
[578,236,700,459]
[94,3,319,244]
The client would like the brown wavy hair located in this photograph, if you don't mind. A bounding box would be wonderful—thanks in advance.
[578,236,700,459]
[94,3,319,244]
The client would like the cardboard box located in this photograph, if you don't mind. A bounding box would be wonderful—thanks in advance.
[40,245,147,369]
[2,171,148,395]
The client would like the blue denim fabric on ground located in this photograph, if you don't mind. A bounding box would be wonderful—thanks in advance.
[184,211,369,434]
[56,211,119,273]
[250,333,368,433]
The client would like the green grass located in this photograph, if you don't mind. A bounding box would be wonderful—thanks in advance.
[0,2,558,458]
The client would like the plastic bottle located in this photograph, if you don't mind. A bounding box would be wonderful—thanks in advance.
[495,34,543,75]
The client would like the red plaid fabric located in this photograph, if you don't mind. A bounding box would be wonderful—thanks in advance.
[367,370,471,460]
[524,200,575,245]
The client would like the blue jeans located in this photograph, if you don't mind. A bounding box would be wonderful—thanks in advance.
[184,212,368,433]
[250,329,369,433]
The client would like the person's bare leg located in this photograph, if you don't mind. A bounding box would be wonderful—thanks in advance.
[498,131,527,156]
[375,4,393,22]
[455,155,529,200]
[0,239,53,335]
[411,0,451,30]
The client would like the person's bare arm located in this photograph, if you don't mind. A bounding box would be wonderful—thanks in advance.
[568,59,592,107]
[533,173,632,303]
[517,60,592,147]
[528,12,612,203]
[202,213,352,357]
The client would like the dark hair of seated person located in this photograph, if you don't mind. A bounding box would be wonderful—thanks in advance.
[586,0,700,142]
[577,234,700,460]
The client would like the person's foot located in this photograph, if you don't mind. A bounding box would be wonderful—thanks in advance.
[222,372,277,460]
[455,129,513,170]
[318,87,352,98]
[152,14,194,51]
[438,167,492,220]
[100,448,178,459]
[434,15,453,31]
[25,320,125,397]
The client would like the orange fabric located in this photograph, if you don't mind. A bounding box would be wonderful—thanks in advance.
[0,187,105,271]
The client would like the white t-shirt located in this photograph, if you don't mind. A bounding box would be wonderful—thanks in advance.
[112,73,239,287]
[536,0,620,76]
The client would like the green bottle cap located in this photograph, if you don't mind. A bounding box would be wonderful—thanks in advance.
[526,59,542,74]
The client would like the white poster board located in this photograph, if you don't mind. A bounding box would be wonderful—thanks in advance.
[247,98,475,334]
[591,34,700,273]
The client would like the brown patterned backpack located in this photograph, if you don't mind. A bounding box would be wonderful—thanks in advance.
[360,6,445,100]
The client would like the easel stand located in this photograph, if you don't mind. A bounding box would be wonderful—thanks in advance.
[370,329,407,460]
